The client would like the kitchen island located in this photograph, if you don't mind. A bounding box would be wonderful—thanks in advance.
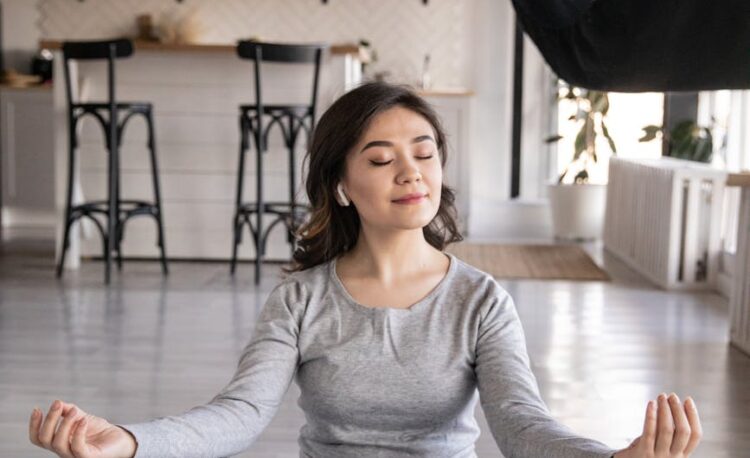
[41,40,472,268]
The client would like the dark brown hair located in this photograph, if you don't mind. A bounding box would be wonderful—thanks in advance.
[283,81,463,274]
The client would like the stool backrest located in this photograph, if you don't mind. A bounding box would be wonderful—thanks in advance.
[236,40,328,129]
[61,38,133,108]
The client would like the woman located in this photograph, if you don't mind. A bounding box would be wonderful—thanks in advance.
[29,82,702,458]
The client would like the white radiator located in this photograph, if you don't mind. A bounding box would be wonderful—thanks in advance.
[604,157,727,290]
[730,185,750,355]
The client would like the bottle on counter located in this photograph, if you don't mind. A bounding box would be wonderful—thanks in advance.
[420,53,431,90]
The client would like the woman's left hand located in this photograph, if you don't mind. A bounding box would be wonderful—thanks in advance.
[613,393,702,457]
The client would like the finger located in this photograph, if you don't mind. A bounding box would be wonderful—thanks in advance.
[71,418,90,458]
[29,408,43,446]
[683,397,703,455]
[38,400,65,448]
[640,399,657,451]
[668,393,691,454]
[654,393,675,454]
[51,406,80,458]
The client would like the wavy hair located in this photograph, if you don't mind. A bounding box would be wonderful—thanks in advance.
[283,81,463,274]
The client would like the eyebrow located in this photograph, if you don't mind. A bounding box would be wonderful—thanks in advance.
[359,135,435,154]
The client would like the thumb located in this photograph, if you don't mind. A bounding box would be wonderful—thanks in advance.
[615,436,640,457]
[71,417,90,457]
[627,436,641,449]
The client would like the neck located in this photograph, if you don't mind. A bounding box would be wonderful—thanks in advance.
[342,225,440,285]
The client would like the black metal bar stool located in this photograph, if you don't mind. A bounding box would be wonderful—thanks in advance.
[56,38,168,284]
[231,40,327,284]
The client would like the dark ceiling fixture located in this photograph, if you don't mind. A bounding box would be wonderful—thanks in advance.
[509,0,750,197]
[511,0,750,92]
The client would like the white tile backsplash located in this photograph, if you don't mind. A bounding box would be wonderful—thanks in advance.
[38,0,469,88]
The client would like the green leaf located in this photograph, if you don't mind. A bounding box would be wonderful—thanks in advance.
[558,164,570,183]
[671,120,695,143]
[545,134,564,143]
[585,116,595,154]
[638,125,662,142]
[601,121,617,154]
[694,139,712,162]
[590,91,609,114]
[574,123,587,160]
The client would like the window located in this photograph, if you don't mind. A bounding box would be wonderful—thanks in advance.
[554,82,664,184]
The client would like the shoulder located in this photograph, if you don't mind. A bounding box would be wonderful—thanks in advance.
[447,252,515,320]
[449,253,511,301]
[270,260,332,302]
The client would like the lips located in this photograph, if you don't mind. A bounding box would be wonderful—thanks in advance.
[392,193,427,203]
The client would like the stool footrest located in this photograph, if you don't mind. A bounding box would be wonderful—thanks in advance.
[238,201,310,216]
[70,199,160,220]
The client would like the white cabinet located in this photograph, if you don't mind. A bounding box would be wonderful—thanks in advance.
[0,86,56,234]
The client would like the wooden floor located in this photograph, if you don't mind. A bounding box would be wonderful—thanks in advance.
[1,234,748,457]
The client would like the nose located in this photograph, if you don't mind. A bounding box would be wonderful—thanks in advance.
[396,162,422,184]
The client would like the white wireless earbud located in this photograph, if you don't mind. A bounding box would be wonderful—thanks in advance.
[336,183,350,206]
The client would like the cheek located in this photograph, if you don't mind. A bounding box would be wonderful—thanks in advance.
[426,162,443,190]
[353,172,388,196]
[346,168,390,207]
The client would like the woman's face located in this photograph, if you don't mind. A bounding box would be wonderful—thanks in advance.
[339,106,442,231]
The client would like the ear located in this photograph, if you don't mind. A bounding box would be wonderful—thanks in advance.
[335,182,350,206]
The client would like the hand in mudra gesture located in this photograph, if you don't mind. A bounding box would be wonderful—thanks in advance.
[29,400,137,458]
[615,393,702,457]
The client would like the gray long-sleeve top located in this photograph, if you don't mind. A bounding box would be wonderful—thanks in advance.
[119,252,619,458]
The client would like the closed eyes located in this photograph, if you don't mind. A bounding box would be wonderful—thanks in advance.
[370,155,434,166]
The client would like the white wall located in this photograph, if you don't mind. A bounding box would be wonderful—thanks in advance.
[2,0,42,72]
[467,0,514,203]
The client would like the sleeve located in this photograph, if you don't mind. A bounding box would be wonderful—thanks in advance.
[475,283,619,458]
[116,279,306,458]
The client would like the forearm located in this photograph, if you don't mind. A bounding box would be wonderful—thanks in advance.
[117,397,275,458]
[484,402,618,458]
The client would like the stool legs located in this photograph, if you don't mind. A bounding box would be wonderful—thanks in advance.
[56,120,78,278]
[254,123,264,285]
[231,112,307,283]
[105,118,118,284]
[230,116,248,275]
[57,107,167,283]
[146,109,169,275]
[114,131,123,272]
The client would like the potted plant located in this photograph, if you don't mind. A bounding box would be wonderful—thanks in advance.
[544,82,618,240]
[639,118,714,163]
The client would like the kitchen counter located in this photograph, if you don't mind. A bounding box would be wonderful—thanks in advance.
[40,39,361,56]
[43,39,473,267]
[47,39,364,268]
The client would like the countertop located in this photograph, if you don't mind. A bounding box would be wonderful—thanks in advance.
[39,39,360,56]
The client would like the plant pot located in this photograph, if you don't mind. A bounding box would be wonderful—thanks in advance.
[547,183,607,240]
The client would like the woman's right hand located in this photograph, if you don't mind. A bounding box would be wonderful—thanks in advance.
[29,400,137,458]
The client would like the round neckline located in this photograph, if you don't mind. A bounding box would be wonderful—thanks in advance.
[329,251,457,314]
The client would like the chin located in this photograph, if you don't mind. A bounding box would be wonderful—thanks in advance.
[391,212,438,230]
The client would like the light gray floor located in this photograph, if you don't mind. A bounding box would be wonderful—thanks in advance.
[1,233,748,457]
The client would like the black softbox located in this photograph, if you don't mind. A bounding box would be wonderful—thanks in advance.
[511,0,750,91]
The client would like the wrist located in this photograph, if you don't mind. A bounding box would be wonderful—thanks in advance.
[115,425,138,458]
